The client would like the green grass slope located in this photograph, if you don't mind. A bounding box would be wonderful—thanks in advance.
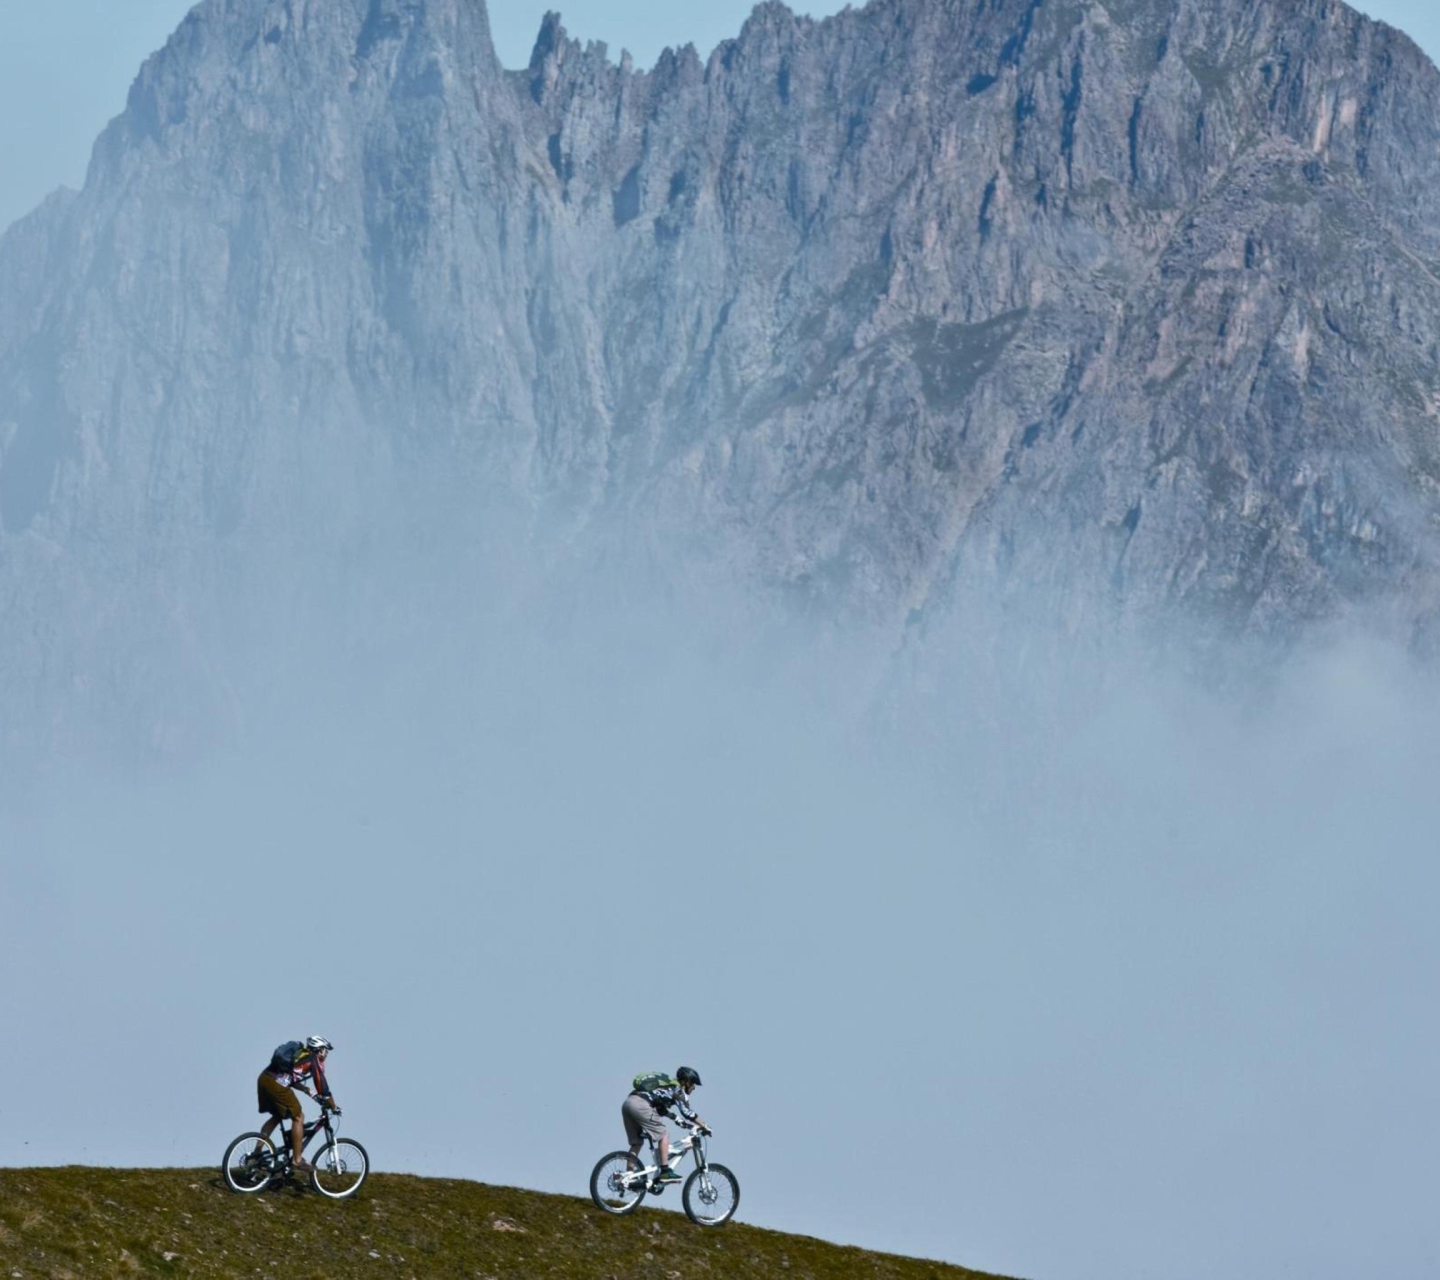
[0,1168,1019,1280]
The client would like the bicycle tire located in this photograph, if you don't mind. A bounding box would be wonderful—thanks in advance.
[683,1163,739,1226]
[311,1136,369,1199]
[222,1132,277,1194]
[589,1150,647,1215]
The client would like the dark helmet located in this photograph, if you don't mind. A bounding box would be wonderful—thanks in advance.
[676,1066,702,1087]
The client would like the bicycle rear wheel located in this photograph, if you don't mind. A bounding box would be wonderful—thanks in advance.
[311,1138,369,1198]
[222,1133,277,1194]
[590,1151,647,1215]
[683,1163,739,1226]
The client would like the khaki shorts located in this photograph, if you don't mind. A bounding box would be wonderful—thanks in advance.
[622,1093,668,1148]
[257,1071,303,1122]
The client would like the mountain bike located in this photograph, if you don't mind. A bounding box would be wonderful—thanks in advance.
[590,1119,740,1226]
[222,1105,369,1199]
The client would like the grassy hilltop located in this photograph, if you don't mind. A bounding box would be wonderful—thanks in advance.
[0,1168,1018,1280]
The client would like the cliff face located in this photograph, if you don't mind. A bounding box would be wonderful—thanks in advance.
[3,0,1440,748]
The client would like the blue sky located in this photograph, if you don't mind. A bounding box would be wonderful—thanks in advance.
[1,0,1438,232]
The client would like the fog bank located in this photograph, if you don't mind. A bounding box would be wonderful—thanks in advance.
[2,573,1437,1280]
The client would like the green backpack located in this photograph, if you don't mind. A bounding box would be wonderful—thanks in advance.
[633,1071,675,1094]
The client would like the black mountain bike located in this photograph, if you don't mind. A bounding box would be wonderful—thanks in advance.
[222,1105,369,1199]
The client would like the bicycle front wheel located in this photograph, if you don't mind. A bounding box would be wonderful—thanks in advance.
[683,1163,739,1226]
[311,1138,369,1198]
[222,1132,277,1194]
[589,1151,646,1215]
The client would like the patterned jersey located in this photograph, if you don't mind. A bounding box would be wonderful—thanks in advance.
[633,1077,698,1123]
[265,1043,333,1101]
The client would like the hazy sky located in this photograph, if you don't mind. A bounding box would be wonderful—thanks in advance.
[1,0,1438,232]
[3,555,1440,1280]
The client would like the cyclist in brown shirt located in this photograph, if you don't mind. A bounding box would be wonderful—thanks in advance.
[256,1036,338,1173]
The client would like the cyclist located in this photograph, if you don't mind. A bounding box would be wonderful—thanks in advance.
[624,1066,707,1184]
[255,1036,338,1173]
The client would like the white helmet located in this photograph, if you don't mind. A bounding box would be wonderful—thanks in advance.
[306,1035,333,1052]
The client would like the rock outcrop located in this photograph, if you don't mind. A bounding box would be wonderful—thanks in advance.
[3,0,1440,750]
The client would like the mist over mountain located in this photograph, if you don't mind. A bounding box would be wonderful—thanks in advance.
[6,9,1440,1279]
[3,0,1440,747]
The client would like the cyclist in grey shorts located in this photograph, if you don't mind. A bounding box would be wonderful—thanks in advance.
[623,1067,706,1184]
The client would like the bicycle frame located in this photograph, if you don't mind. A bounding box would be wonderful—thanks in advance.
[274,1110,337,1164]
[631,1122,709,1184]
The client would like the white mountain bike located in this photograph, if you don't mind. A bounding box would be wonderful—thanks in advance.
[589,1119,740,1226]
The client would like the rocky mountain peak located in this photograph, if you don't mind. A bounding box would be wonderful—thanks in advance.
[4,0,1440,753]
[96,0,500,168]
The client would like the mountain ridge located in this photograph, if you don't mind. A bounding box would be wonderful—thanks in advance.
[4,0,1440,750]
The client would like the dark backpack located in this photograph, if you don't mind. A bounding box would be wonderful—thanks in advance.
[270,1040,305,1072]
[633,1071,675,1095]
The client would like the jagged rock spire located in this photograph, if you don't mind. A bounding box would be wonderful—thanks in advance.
[4,0,1440,752]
